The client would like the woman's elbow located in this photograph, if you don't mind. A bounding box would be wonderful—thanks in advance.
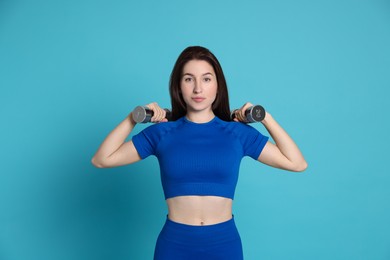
[293,161,308,172]
[91,157,106,168]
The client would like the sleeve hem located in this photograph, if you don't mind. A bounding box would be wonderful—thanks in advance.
[252,135,269,160]
[132,135,148,159]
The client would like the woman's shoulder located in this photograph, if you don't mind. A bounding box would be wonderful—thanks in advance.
[140,117,184,135]
[216,117,256,131]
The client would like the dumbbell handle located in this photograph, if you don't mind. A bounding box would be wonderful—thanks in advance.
[132,105,265,123]
[231,105,266,123]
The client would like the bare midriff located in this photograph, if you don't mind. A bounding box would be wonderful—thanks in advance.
[166,195,233,226]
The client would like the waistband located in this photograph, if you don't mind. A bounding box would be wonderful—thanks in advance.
[159,215,240,246]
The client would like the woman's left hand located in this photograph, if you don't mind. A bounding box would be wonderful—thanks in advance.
[233,102,253,122]
[233,102,267,123]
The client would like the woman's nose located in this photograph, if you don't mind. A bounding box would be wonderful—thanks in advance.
[193,82,202,94]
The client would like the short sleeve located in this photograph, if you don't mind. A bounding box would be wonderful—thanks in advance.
[131,125,160,159]
[240,124,269,160]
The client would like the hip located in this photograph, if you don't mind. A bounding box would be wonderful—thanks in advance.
[154,215,243,259]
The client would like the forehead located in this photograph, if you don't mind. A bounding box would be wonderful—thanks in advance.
[182,60,215,75]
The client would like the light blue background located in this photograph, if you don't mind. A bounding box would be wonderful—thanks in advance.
[1,0,389,259]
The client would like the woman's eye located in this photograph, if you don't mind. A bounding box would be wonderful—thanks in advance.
[184,77,192,82]
[204,77,211,82]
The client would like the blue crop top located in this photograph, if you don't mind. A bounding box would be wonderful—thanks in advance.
[132,116,269,200]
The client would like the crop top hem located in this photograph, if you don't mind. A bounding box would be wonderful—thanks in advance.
[163,182,235,200]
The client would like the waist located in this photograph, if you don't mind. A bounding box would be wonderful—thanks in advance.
[159,215,240,246]
[166,195,233,226]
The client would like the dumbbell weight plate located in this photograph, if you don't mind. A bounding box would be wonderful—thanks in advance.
[132,106,151,123]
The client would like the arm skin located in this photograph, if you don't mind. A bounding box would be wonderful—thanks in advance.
[235,103,308,172]
[91,103,167,168]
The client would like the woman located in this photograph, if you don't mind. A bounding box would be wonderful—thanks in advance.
[91,46,307,259]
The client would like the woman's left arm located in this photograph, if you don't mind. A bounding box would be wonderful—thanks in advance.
[235,103,308,172]
[259,112,307,172]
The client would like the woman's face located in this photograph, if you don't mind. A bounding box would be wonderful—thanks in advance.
[180,59,218,114]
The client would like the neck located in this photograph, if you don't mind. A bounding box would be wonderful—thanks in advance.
[185,110,215,123]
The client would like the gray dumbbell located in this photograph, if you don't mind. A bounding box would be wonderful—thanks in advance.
[231,105,265,123]
[132,106,172,123]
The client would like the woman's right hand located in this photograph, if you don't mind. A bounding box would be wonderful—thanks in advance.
[146,102,168,123]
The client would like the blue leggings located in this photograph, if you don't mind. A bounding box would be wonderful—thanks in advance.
[154,216,244,260]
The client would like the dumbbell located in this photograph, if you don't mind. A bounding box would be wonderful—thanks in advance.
[132,105,265,123]
[132,106,172,123]
[231,105,266,123]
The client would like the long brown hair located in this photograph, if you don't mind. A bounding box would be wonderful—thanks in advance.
[169,46,231,121]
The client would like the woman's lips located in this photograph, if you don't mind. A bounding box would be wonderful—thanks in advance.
[192,97,205,102]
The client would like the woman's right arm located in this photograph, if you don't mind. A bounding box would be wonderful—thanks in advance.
[91,103,167,168]
[91,111,141,168]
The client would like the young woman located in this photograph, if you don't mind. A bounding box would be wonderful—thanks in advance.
[91,46,307,259]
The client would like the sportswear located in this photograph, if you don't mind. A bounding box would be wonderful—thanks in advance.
[132,116,268,200]
[154,215,243,260]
